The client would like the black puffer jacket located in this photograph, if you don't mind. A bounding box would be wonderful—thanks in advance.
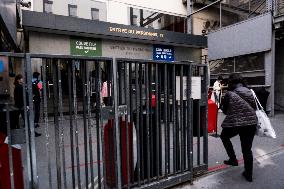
[221,83,257,128]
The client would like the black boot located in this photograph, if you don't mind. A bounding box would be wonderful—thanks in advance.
[242,171,253,182]
[224,159,238,166]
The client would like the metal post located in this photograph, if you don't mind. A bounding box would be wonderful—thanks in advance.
[155,63,161,180]
[113,58,122,189]
[57,60,67,189]
[135,63,141,186]
[72,60,81,189]
[187,0,193,34]
[220,1,222,29]
[6,103,15,189]
[52,59,62,189]
[124,62,130,188]
[67,60,76,189]
[139,63,144,184]
[164,64,169,177]
[145,63,151,182]
[42,59,53,189]
[22,57,32,189]
[187,65,193,177]
[81,61,89,187]
[180,65,184,173]
[249,0,251,14]
[86,61,95,189]
[172,64,177,174]
[95,61,103,189]
[203,66,209,166]
[25,54,39,189]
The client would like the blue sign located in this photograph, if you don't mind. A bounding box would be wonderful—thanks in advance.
[153,45,174,61]
[0,60,4,73]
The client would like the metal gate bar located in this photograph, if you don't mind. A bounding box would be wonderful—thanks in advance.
[67,60,76,189]
[27,54,115,189]
[42,58,53,189]
[114,59,208,189]
[0,53,208,189]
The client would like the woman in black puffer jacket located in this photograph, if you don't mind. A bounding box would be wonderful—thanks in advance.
[220,73,257,182]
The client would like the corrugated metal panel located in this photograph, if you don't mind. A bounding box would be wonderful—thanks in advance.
[208,12,272,61]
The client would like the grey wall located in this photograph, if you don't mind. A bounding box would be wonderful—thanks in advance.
[175,46,201,62]
[208,12,272,60]
[29,32,70,54]
[0,0,17,44]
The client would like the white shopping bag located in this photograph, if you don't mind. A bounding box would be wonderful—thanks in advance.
[251,89,276,139]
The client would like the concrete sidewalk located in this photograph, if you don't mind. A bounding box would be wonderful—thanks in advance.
[177,149,284,189]
[175,112,284,189]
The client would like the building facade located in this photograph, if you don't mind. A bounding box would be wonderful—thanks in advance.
[19,0,209,74]
[201,0,284,115]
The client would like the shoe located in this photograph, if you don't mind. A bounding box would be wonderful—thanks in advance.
[35,131,42,137]
[224,159,238,166]
[35,124,40,128]
[242,171,253,182]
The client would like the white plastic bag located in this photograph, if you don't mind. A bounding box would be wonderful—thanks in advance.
[251,89,276,138]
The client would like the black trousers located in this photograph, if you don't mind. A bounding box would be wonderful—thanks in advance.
[221,125,256,175]
[34,101,40,124]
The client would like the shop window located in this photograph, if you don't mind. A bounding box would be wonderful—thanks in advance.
[234,53,265,72]
[91,8,99,20]
[132,15,138,26]
[68,4,77,17]
[43,0,53,13]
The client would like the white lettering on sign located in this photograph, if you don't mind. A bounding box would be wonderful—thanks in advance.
[75,40,97,54]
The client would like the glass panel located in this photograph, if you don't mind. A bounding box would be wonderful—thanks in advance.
[235,53,265,72]
[91,8,99,20]
[132,15,138,26]
[210,58,234,75]
[44,1,52,13]
[69,5,77,17]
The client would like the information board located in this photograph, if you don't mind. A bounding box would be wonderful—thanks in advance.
[153,45,174,61]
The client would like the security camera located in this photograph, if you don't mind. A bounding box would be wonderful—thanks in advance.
[19,0,31,8]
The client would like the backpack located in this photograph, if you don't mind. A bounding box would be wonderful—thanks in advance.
[32,80,41,102]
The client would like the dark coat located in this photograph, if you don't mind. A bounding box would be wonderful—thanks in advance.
[14,84,24,109]
[221,83,257,128]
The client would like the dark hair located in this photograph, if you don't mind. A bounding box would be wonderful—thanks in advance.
[33,72,40,79]
[217,76,223,80]
[227,73,247,90]
[14,74,23,85]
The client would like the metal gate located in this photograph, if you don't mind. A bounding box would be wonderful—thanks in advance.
[0,53,208,189]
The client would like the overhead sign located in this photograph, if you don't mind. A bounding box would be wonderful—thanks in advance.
[153,45,174,61]
[23,11,207,48]
[70,37,102,56]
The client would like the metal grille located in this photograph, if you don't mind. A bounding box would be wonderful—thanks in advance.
[0,53,208,189]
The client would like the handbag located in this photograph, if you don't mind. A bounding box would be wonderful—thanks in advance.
[251,89,276,138]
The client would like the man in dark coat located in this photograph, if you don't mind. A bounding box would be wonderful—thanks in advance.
[14,74,41,137]
[220,73,257,182]
[32,72,41,128]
